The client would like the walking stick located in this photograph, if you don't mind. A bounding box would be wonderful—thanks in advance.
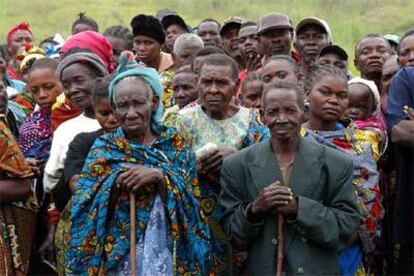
[276,214,284,276]
[130,193,137,275]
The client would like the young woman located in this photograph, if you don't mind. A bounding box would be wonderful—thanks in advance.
[302,65,382,275]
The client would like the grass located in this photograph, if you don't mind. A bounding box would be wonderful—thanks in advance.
[1,0,414,73]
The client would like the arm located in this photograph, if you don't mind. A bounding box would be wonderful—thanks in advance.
[219,162,264,246]
[391,120,414,146]
[0,178,32,203]
[289,159,361,250]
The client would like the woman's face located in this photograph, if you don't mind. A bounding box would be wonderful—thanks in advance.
[114,78,158,139]
[307,75,348,125]
[94,99,120,133]
[172,72,198,109]
[27,68,61,111]
[8,30,33,56]
[60,63,96,110]
[107,36,130,68]
[133,35,161,67]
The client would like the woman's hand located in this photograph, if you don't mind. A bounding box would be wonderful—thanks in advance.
[197,146,236,176]
[116,165,164,194]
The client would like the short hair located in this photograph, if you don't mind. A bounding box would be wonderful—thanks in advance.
[176,65,194,74]
[191,46,226,72]
[304,64,348,95]
[397,29,414,55]
[27,58,59,75]
[265,55,300,74]
[103,25,133,50]
[354,33,390,58]
[198,18,221,29]
[173,33,204,55]
[93,76,111,105]
[241,72,262,92]
[199,53,239,81]
[262,82,304,110]
[72,12,99,33]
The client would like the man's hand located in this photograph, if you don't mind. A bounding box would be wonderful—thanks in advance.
[250,181,297,217]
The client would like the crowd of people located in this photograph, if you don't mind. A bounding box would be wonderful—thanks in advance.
[0,8,413,276]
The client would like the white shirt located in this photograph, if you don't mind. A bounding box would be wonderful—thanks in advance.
[43,113,101,192]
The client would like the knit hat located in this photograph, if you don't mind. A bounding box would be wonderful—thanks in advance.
[130,14,166,45]
[109,51,164,124]
[56,52,109,80]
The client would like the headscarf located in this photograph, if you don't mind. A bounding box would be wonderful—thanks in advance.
[56,52,109,80]
[61,31,114,73]
[7,22,32,44]
[109,51,164,124]
[19,47,46,71]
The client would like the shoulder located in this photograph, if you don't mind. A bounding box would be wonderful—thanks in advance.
[224,141,268,168]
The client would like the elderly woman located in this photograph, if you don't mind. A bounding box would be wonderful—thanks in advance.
[0,121,38,275]
[172,53,269,273]
[219,83,360,275]
[65,52,212,275]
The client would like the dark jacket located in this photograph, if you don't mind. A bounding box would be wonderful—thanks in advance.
[219,138,361,275]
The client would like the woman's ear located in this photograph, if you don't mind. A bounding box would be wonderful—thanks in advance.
[152,96,160,113]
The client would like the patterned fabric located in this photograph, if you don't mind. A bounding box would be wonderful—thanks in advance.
[172,105,269,274]
[301,127,382,251]
[0,121,33,179]
[51,95,82,131]
[160,70,175,109]
[0,121,38,275]
[13,91,36,115]
[18,109,53,161]
[65,125,212,275]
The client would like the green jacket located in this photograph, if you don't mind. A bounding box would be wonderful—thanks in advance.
[219,138,361,275]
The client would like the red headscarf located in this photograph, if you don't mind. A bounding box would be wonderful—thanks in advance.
[7,22,33,44]
[61,30,114,73]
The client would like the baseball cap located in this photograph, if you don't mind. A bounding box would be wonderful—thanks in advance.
[319,45,348,61]
[295,17,332,42]
[220,16,243,37]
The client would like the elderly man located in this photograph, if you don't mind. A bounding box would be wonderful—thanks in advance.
[294,17,331,76]
[354,34,390,90]
[173,33,204,69]
[257,13,300,64]
[219,83,360,275]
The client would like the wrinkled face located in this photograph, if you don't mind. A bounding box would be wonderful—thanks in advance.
[8,30,33,56]
[114,78,158,139]
[263,88,303,142]
[260,59,298,90]
[60,63,96,110]
[295,24,329,64]
[107,36,130,68]
[192,56,206,76]
[0,85,7,115]
[222,26,240,53]
[345,83,375,121]
[173,72,198,109]
[166,24,186,53]
[27,68,61,111]
[241,80,263,109]
[398,36,414,68]
[94,98,120,133]
[308,75,348,125]
[133,35,161,66]
[317,53,347,71]
[355,37,389,77]
[175,45,201,69]
[198,21,221,47]
[259,28,292,57]
[72,23,94,34]
[239,33,259,60]
[381,57,399,95]
[199,64,236,114]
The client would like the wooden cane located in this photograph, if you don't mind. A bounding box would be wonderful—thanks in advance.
[276,214,284,276]
[130,193,137,275]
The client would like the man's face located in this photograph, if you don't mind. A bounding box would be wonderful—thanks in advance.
[295,24,330,64]
[198,64,237,114]
[222,26,240,53]
[198,21,221,47]
[175,45,201,69]
[238,32,259,61]
[260,59,298,90]
[354,37,390,78]
[398,35,414,68]
[318,53,348,71]
[259,28,292,57]
[381,56,399,95]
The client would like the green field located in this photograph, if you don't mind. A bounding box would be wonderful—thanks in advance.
[1,0,414,73]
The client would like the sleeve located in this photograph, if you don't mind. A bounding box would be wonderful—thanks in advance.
[386,68,414,130]
[43,128,65,192]
[219,159,264,246]
[290,157,361,250]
